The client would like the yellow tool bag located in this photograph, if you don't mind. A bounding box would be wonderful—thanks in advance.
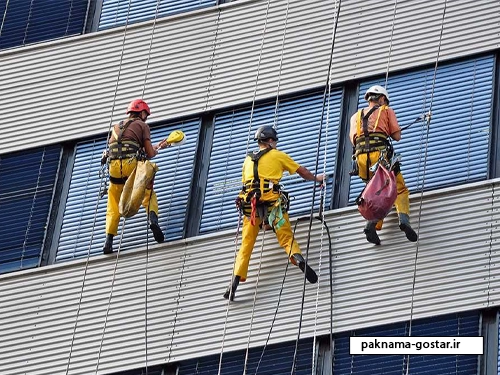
[119,160,159,218]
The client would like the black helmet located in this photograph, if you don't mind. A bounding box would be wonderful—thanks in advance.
[254,126,278,141]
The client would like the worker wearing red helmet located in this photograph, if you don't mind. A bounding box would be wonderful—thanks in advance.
[349,85,418,245]
[103,99,167,254]
[223,125,323,301]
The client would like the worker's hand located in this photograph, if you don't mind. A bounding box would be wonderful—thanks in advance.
[157,140,169,150]
[315,174,324,183]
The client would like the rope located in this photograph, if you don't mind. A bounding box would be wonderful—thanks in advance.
[20,147,45,269]
[218,1,272,372]
[272,0,290,129]
[65,1,134,372]
[291,0,342,372]
[95,217,127,373]
[22,0,34,45]
[404,1,447,374]
[65,0,75,36]
[384,0,398,88]
[243,229,267,375]
[0,0,10,39]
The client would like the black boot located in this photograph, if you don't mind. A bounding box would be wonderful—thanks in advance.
[291,253,318,284]
[103,234,114,254]
[364,221,381,245]
[149,211,165,243]
[399,214,418,242]
[223,275,240,301]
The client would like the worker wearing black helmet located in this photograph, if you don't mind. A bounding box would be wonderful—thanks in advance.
[224,125,323,301]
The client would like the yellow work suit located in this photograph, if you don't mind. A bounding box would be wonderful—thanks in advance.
[354,107,410,229]
[233,148,302,282]
[106,158,159,236]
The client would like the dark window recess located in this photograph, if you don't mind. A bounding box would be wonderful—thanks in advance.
[0,145,61,274]
[56,119,200,261]
[178,338,314,375]
[334,311,480,375]
[200,90,343,233]
[0,0,88,50]
[98,0,216,30]
[349,55,494,203]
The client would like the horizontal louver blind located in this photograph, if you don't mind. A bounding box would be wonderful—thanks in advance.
[178,338,313,375]
[200,90,342,233]
[349,56,494,203]
[56,119,200,261]
[0,0,87,50]
[334,311,479,374]
[0,145,61,274]
[98,0,216,30]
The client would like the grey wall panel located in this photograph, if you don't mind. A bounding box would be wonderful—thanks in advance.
[0,179,497,374]
[2,0,499,155]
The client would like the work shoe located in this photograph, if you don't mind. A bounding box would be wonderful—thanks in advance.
[291,253,318,284]
[399,214,418,242]
[223,275,240,301]
[149,211,165,243]
[103,234,114,254]
[364,221,381,245]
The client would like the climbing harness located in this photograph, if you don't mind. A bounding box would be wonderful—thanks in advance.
[404,1,448,375]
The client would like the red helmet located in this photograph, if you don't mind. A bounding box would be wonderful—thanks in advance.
[126,99,151,115]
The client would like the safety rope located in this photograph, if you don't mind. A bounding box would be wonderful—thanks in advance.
[272,0,290,129]
[243,229,267,375]
[22,0,34,45]
[384,0,398,88]
[0,0,10,39]
[64,0,75,36]
[65,1,134,373]
[20,147,45,269]
[95,217,127,374]
[404,1,447,374]
[290,0,342,373]
[218,1,272,373]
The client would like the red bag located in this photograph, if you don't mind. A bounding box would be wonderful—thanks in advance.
[356,164,397,221]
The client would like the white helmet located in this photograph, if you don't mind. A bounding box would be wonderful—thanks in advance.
[364,85,390,104]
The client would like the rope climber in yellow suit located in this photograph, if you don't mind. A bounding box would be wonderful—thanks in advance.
[349,85,418,245]
[224,126,323,301]
[103,99,170,254]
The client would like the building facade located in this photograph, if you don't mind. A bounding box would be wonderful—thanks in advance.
[1,0,500,374]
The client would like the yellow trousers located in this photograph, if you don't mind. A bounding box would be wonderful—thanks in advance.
[357,150,409,229]
[234,212,301,282]
[106,158,159,235]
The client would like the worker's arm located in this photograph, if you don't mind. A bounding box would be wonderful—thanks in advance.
[143,139,157,159]
[297,166,323,183]
[387,108,402,141]
[349,113,358,145]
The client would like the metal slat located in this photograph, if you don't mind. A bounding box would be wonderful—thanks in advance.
[2,1,500,154]
[0,179,496,374]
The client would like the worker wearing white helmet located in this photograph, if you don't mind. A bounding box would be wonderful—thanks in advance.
[349,85,417,245]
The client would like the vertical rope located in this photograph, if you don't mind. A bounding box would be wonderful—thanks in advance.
[404,2,447,374]
[22,0,35,45]
[0,0,10,39]
[95,217,127,373]
[384,0,398,88]
[20,148,46,269]
[65,0,75,36]
[218,2,272,373]
[65,0,134,372]
[291,0,342,372]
